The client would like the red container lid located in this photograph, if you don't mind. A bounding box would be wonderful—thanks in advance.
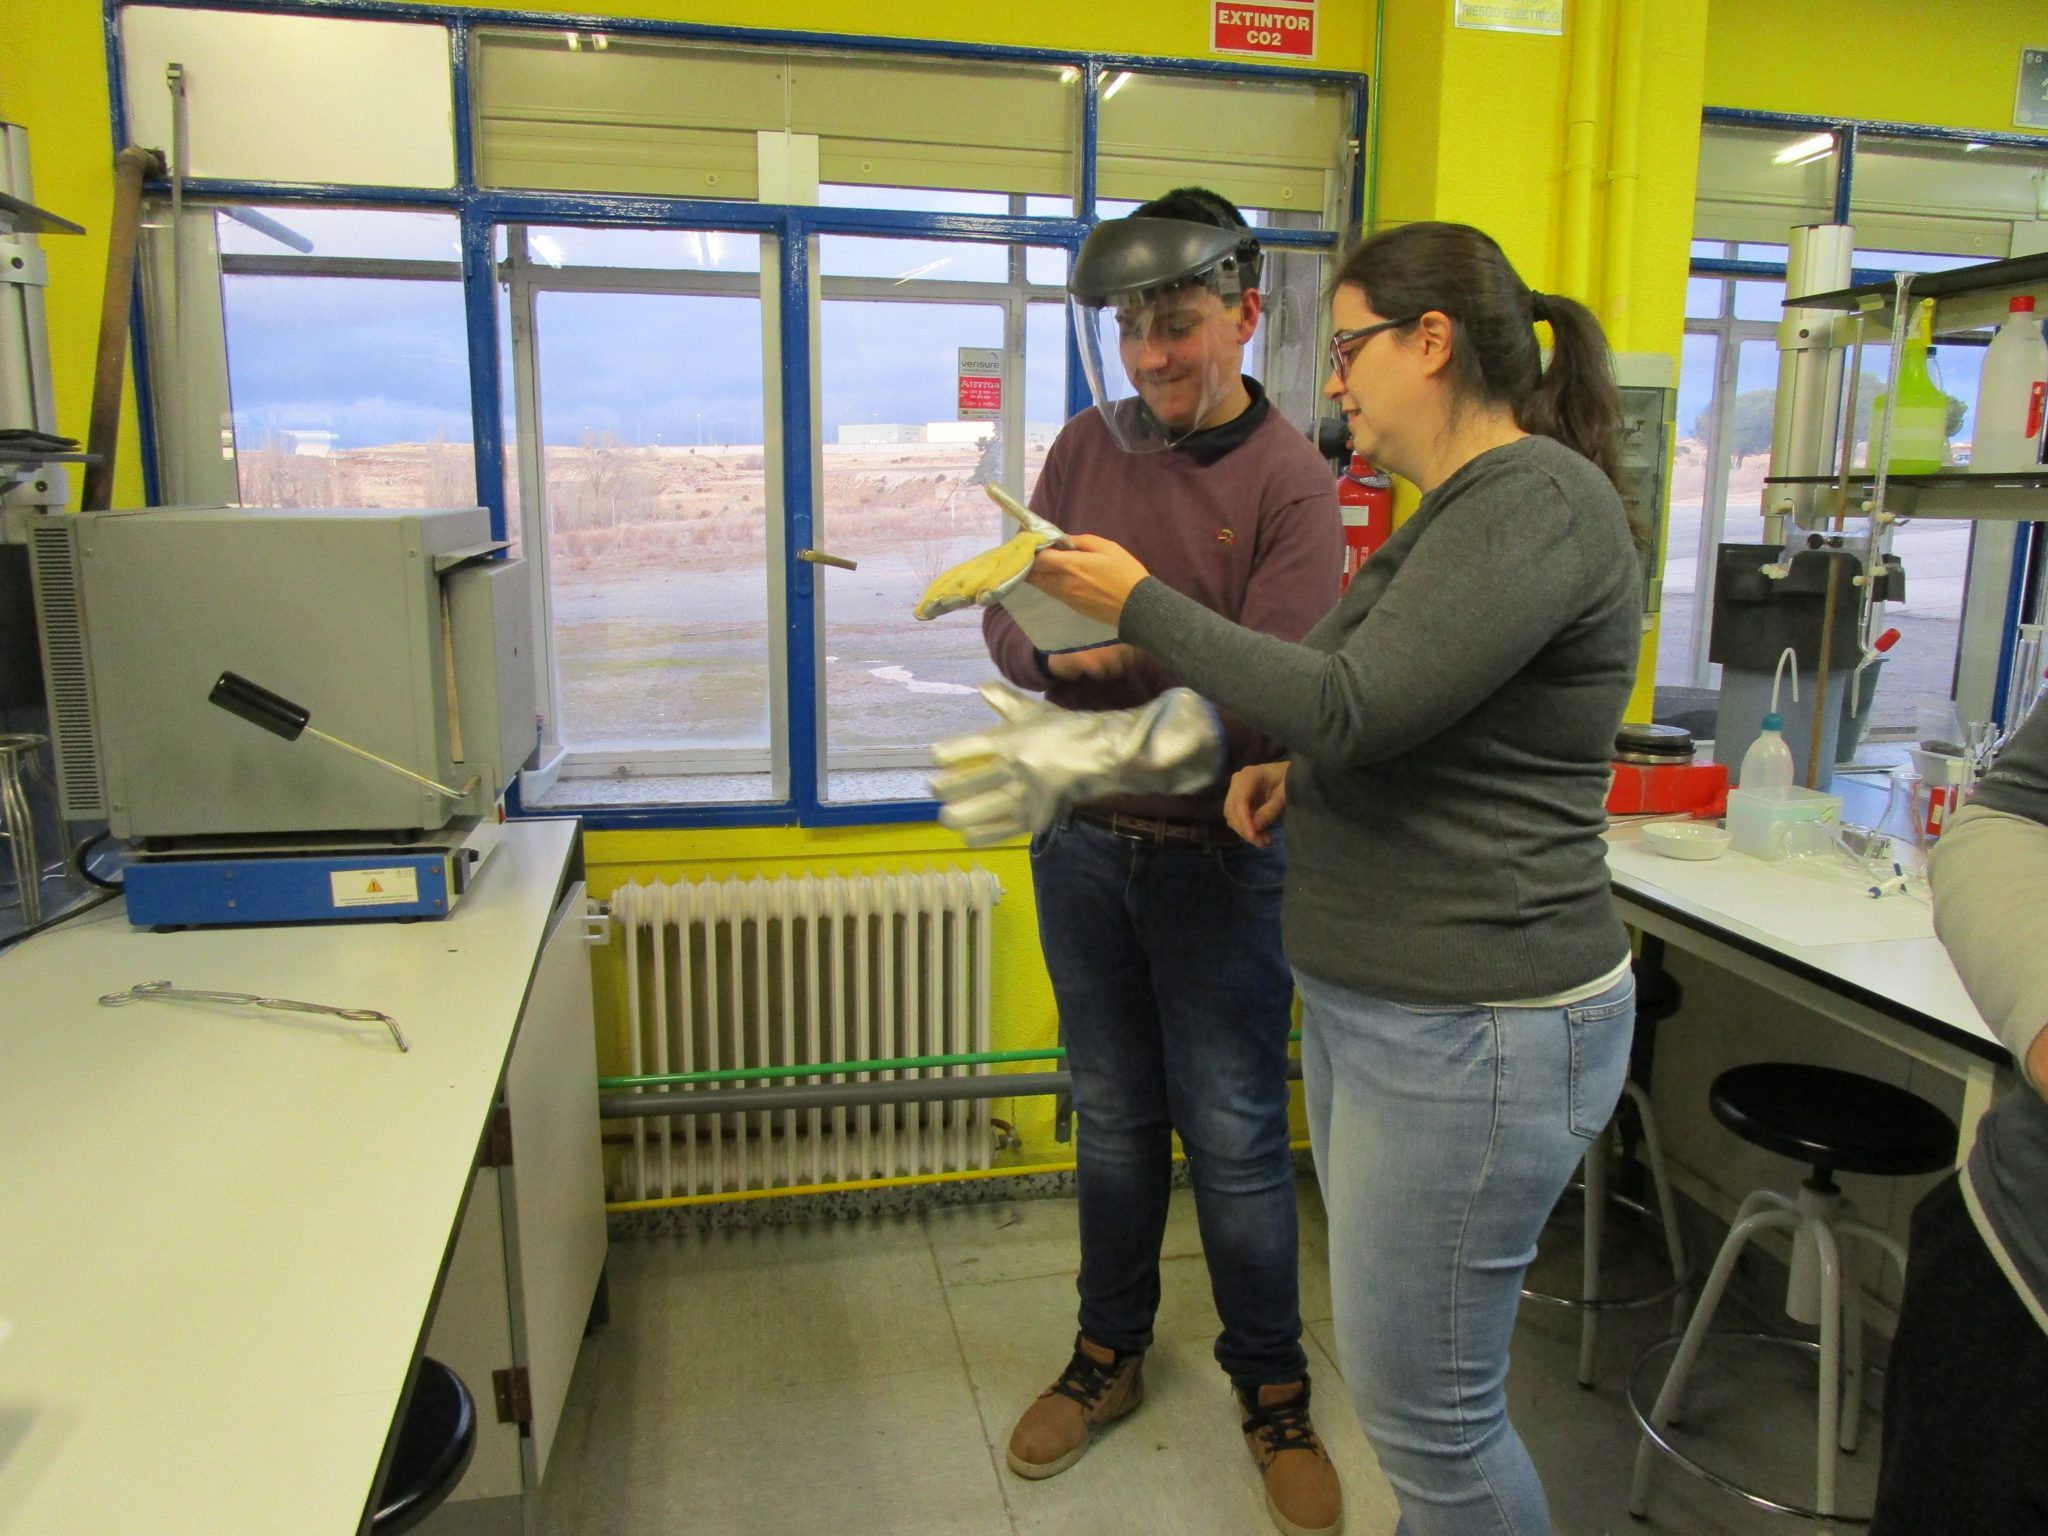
[2012,295,2037,314]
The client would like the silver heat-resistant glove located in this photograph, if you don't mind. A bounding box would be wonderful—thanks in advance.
[929,682,1225,847]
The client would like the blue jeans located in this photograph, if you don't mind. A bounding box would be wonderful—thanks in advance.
[1031,814,1306,1385]
[1297,967,1635,1536]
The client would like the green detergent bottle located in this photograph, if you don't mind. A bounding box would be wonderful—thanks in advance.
[1868,299,1948,474]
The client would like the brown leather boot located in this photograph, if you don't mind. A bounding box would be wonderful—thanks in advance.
[1006,1333,1145,1479]
[1237,1376,1343,1536]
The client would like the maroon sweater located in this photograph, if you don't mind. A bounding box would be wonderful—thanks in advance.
[982,382,1341,821]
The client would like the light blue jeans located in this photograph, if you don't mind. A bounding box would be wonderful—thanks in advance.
[1296,967,1636,1536]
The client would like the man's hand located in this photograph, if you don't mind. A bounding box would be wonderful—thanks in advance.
[930,682,1223,847]
[1045,643,1140,683]
[1224,761,1290,847]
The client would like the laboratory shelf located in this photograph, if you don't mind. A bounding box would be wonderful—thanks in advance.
[1787,250,2048,333]
[0,189,84,237]
[1762,470,2048,519]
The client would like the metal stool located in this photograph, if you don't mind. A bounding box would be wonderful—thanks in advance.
[1522,954,1692,1386]
[0,732,50,927]
[1628,1064,1957,1526]
[372,1357,477,1533]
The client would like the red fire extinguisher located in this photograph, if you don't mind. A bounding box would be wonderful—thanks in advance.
[1337,454,1392,590]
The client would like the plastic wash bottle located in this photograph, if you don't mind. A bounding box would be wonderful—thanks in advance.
[1739,647,1798,789]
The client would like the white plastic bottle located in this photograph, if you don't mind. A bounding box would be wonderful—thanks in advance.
[1739,647,1799,789]
[1739,712,1795,790]
[1973,295,2048,473]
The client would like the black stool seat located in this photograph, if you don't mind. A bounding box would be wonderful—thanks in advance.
[1710,1064,1957,1178]
[373,1357,477,1533]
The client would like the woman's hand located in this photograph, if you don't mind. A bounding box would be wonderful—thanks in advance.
[1028,535,1152,627]
[1225,761,1290,847]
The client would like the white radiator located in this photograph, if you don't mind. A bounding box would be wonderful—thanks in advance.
[608,868,1004,1199]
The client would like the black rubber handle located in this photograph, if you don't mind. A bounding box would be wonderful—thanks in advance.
[209,671,309,742]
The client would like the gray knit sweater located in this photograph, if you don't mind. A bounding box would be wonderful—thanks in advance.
[1931,707,2048,1333]
[1120,433,1640,1003]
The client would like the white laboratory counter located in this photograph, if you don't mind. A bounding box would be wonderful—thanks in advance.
[0,817,594,1536]
[1605,820,2006,1151]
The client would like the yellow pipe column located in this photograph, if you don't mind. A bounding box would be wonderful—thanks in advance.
[1557,0,1608,303]
[1601,0,1646,341]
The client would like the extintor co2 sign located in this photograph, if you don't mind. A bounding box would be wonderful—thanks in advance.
[1212,1,1317,60]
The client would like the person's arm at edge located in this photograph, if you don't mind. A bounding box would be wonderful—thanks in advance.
[1930,704,2048,1094]
[1930,808,2048,1094]
[1209,486,1343,769]
[1118,469,1605,767]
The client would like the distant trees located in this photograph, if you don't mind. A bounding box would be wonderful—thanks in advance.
[969,424,1001,487]
[1697,372,1966,468]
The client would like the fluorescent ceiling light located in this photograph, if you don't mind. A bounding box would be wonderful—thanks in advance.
[1772,132,1835,167]
[530,233,566,268]
[1102,71,1135,102]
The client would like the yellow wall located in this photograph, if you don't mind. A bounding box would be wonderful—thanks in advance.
[0,1,146,515]
[1373,0,1712,721]
[1704,0,2047,133]
[443,0,1372,66]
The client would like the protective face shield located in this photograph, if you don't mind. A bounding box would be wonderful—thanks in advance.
[1068,216,1262,453]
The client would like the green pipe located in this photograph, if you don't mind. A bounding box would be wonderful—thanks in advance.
[599,1047,1064,1091]
[600,1032,1306,1092]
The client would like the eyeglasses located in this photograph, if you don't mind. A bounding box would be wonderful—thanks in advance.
[1327,316,1419,380]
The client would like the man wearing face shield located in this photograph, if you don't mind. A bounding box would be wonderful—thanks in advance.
[980,188,1344,1536]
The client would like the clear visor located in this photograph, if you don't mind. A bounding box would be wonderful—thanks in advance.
[1068,283,1243,454]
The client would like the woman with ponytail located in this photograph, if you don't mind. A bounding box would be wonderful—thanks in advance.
[1023,221,1642,1534]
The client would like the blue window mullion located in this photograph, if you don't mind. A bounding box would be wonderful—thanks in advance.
[449,16,476,192]
[780,220,821,816]
[459,209,507,541]
[1833,125,1856,227]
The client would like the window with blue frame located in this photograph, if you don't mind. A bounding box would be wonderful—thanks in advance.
[1664,114,2048,745]
[113,1,1364,827]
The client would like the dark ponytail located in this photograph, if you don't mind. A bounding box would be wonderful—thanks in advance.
[1328,222,1624,492]
[1519,290,1620,488]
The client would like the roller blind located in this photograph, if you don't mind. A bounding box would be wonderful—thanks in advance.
[474,31,1078,201]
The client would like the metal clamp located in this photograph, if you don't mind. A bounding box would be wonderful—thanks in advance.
[98,979,409,1052]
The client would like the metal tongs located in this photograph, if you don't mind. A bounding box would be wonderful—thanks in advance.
[98,979,410,1052]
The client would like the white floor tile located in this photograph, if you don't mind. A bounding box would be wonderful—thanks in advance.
[590,1222,956,1397]
[942,1255,1226,1369]
[967,1333,1399,1536]
[538,1183,1890,1536]
[573,1365,1011,1536]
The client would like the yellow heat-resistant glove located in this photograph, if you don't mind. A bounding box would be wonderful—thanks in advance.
[913,529,1053,621]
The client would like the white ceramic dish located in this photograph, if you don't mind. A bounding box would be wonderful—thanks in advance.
[1643,821,1732,861]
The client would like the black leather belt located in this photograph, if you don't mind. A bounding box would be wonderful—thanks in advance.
[1072,808,1230,849]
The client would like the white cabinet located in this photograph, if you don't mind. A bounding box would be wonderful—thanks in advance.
[422,878,608,1532]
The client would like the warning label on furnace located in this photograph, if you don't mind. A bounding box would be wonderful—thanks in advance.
[331,867,420,907]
